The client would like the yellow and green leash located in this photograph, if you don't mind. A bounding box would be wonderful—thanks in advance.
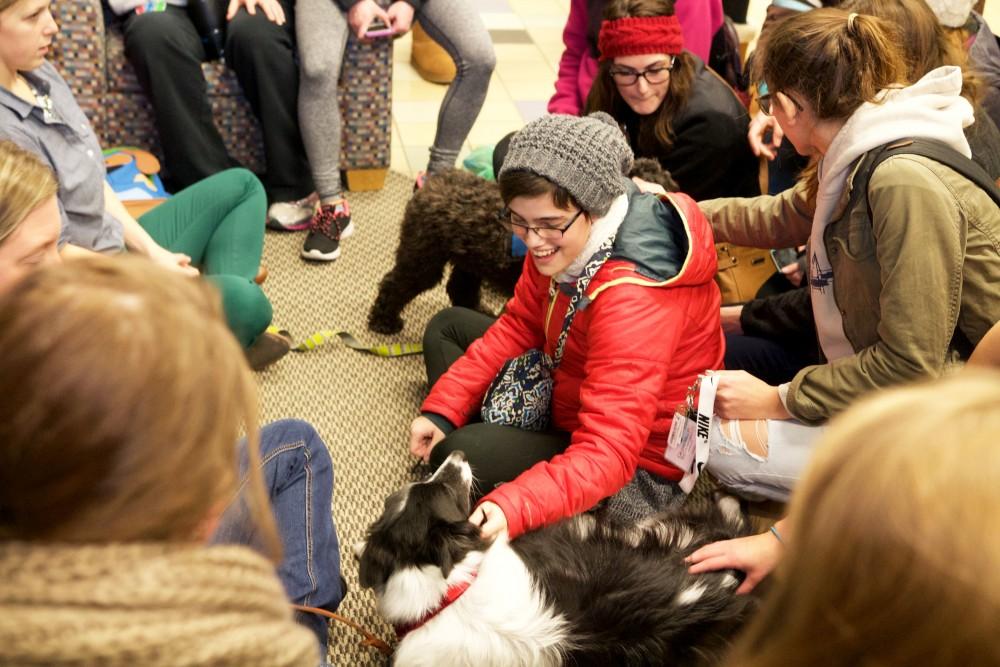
[267,326,422,358]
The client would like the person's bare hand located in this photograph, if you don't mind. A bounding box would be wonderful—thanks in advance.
[781,261,804,287]
[712,370,789,420]
[720,305,744,335]
[386,1,414,34]
[469,501,508,541]
[347,0,391,39]
[686,529,783,594]
[408,415,445,463]
[226,0,285,24]
[148,246,199,277]
[748,110,783,161]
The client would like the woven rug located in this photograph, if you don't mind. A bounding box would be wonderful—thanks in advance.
[255,172,730,664]
[256,171,504,665]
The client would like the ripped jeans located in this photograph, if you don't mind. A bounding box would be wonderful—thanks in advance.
[705,417,823,502]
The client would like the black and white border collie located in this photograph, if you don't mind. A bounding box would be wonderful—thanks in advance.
[357,452,756,666]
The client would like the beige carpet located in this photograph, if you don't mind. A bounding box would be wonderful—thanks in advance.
[256,171,504,665]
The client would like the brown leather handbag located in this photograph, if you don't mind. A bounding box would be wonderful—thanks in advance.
[714,243,777,305]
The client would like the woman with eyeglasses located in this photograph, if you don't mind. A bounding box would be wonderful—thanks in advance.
[585,0,759,202]
[409,113,722,541]
[691,8,1000,505]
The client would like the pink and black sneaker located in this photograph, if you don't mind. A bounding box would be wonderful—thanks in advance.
[300,199,354,262]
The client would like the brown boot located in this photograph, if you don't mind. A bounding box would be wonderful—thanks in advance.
[245,330,292,371]
[410,21,456,84]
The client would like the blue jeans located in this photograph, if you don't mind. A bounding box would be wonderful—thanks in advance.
[212,419,343,649]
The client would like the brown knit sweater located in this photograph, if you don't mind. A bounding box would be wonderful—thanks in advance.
[0,542,318,666]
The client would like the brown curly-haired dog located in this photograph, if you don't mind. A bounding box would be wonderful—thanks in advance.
[368,159,678,335]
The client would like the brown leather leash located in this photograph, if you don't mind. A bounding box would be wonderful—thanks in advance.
[291,604,393,656]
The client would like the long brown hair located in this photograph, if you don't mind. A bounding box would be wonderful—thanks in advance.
[838,0,979,101]
[0,141,58,246]
[725,371,1000,667]
[585,0,695,151]
[756,9,909,200]
[0,256,279,557]
[752,9,908,122]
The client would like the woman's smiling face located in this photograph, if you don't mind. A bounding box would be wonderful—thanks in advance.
[506,193,591,277]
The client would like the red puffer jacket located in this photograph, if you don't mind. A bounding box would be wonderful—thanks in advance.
[421,187,722,538]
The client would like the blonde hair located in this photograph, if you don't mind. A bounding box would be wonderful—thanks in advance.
[0,141,59,246]
[726,371,1000,666]
[0,256,279,557]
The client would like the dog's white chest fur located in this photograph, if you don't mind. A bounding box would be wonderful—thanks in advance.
[387,539,569,667]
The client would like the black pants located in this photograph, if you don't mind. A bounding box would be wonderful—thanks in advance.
[724,332,818,386]
[122,5,313,202]
[423,307,570,500]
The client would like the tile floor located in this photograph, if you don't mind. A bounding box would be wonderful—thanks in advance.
[389,0,1000,177]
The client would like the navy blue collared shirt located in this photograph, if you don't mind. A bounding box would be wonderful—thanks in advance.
[0,62,124,251]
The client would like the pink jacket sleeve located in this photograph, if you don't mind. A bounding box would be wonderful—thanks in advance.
[548,0,592,116]
[675,0,725,63]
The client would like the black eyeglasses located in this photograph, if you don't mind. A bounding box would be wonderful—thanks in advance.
[497,207,585,240]
[608,57,676,86]
[758,88,804,116]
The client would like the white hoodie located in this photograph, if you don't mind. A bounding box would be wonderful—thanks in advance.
[809,66,974,361]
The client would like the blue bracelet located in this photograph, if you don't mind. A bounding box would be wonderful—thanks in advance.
[769,525,784,544]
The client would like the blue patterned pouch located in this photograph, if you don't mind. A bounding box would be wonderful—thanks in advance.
[480,237,614,431]
[480,349,554,431]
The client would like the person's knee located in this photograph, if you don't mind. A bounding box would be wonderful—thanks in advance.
[261,419,328,460]
[201,168,266,212]
[225,11,290,58]
[123,11,197,63]
[464,45,496,75]
[429,425,481,469]
[297,34,346,83]
[423,306,473,349]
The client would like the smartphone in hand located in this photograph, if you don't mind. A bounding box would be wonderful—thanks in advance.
[365,19,395,38]
[770,247,800,272]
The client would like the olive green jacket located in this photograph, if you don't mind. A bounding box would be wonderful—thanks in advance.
[701,153,1000,424]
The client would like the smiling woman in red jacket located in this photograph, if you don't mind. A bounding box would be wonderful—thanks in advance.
[408,112,723,541]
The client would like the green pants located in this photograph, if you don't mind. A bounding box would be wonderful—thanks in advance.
[139,168,271,347]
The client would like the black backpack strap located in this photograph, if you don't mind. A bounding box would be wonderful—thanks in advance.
[848,138,1000,219]
[846,138,998,359]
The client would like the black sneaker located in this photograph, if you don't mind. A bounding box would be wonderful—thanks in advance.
[300,200,354,262]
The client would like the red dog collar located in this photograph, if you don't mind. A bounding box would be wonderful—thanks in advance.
[394,572,478,640]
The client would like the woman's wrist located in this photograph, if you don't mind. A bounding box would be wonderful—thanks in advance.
[768,386,791,420]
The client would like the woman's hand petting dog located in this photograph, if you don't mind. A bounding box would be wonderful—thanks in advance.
[409,416,446,463]
[469,501,508,541]
[686,521,786,594]
[712,370,790,420]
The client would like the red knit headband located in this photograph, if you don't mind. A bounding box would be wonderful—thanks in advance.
[598,15,684,61]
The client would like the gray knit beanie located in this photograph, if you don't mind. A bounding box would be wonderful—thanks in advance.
[499,112,634,217]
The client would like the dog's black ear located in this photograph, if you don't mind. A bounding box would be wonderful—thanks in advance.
[434,518,488,578]
[358,536,396,590]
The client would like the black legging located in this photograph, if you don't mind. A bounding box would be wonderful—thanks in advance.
[423,307,570,500]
